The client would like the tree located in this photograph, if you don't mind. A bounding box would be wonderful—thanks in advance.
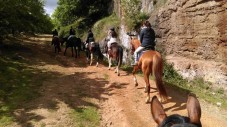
[0,0,53,36]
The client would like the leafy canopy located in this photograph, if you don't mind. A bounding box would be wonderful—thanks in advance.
[0,0,53,36]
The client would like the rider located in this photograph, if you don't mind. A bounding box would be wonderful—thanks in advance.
[131,20,156,66]
[107,27,117,52]
[85,29,95,46]
[85,29,95,61]
[68,26,75,40]
[52,29,58,37]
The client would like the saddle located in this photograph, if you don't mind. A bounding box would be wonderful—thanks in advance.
[136,47,155,61]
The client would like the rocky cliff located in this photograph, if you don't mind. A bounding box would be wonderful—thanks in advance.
[115,0,227,88]
[150,0,227,88]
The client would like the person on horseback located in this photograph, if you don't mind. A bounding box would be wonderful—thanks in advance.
[87,29,95,42]
[131,20,156,66]
[52,29,58,37]
[85,29,95,61]
[107,27,118,52]
[68,26,75,40]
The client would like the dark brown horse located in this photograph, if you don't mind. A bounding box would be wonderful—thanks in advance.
[51,36,61,53]
[151,94,202,127]
[129,37,167,103]
[105,42,123,76]
[61,36,82,58]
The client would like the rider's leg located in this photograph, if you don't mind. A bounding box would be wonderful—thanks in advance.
[131,46,144,66]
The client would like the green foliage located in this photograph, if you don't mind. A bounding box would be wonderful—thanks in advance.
[92,14,120,41]
[0,0,53,36]
[121,0,149,30]
[52,0,112,28]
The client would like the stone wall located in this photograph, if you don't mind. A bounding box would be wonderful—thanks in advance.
[146,0,227,87]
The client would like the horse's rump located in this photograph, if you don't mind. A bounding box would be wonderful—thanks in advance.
[108,43,119,58]
[138,50,158,65]
[52,37,60,46]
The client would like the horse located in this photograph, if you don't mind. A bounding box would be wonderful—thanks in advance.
[104,40,123,76]
[51,36,61,53]
[86,42,104,66]
[151,93,202,127]
[61,36,82,58]
[128,35,167,103]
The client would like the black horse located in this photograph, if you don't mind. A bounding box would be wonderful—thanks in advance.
[61,36,82,58]
[85,42,104,66]
[51,36,61,53]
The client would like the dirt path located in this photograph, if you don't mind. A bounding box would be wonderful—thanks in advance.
[10,35,227,127]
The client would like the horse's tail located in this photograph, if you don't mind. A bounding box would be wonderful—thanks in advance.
[118,46,123,67]
[152,53,167,101]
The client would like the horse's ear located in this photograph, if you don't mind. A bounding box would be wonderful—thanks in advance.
[187,93,202,126]
[151,96,167,126]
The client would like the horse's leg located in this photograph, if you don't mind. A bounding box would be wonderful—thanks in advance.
[96,55,99,67]
[71,47,74,57]
[143,70,151,103]
[90,53,93,66]
[108,55,112,70]
[132,66,139,87]
[77,47,80,57]
[54,46,57,53]
[64,46,68,56]
[74,47,77,58]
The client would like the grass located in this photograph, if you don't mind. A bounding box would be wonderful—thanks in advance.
[92,14,120,42]
[71,106,100,127]
[103,74,109,81]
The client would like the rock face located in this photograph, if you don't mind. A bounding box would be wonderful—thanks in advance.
[145,0,227,87]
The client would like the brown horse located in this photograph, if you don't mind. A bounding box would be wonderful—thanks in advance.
[105,42,123,76]
[129,37,167,103]
[151,94,202,127]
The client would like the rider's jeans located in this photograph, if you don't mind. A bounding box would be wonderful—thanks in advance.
[134,46,145,62]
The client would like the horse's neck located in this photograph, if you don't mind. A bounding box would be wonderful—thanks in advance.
[133,39,141,50]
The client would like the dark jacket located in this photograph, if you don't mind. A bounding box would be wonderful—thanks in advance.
[86,31,94,43]
[139,27,155,48]
[52,30,58,36]
[70,28,75,35]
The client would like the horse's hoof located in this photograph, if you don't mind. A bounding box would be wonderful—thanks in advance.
[108,68,110,70]
[145,98,150,103]
[117,73,120,76]
[134,82,138,87]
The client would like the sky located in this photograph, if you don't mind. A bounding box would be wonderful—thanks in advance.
[44,0,58,16]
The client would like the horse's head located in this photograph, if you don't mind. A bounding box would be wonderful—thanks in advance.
[151,94,202,127]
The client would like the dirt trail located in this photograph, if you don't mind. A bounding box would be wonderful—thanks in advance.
[10,35,227,127]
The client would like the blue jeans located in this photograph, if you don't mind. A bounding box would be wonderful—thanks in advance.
[133,46,145,63]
